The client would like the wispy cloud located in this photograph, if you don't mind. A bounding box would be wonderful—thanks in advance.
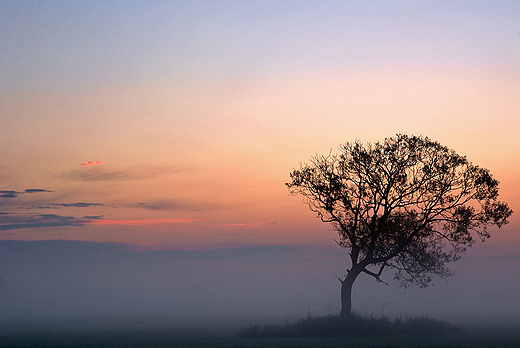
[0,191,18,198]
[0,213,197,230]
[132,201,197,211]
[88,218,199,226]
[51,203,105,208]
[83,215,105,220]
[0,189,52,199]
[63,165,178,182]
[24,189,53,194]
[0,213,87,231]
[135,202,178,211]
[79,161,104,166]
[64,169,133,181]
[36,214,75,220]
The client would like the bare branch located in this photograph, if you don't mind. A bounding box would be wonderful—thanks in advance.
[362,263,389,285]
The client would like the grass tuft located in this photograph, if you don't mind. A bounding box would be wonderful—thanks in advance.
[237,313,461,338]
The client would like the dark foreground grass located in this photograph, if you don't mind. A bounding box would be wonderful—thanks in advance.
[2,316,520,348]
[238,314,461,338]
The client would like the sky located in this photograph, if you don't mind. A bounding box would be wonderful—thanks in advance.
[1,1,520,322]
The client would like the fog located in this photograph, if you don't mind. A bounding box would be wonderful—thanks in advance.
[1,240,519,332]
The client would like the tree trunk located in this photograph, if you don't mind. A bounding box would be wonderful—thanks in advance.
[339,268,361,318]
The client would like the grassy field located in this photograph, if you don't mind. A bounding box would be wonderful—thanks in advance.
[1,316,519,348]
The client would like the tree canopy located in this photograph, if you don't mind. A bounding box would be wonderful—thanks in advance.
[287,134,512,316]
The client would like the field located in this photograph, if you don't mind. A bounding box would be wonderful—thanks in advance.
[1,316,520,348]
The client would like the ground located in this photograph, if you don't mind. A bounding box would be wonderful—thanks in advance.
[1,317,519,348]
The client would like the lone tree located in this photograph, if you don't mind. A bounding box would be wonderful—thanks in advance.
[287,134,512,318]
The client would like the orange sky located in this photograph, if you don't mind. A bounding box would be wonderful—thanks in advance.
[1,2,519,249]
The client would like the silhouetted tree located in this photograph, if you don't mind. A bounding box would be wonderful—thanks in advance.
[287,134,512,317]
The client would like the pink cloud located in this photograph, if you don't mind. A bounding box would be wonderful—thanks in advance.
[79,161,104,166]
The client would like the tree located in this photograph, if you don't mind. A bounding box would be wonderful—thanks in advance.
[286,134,512,318]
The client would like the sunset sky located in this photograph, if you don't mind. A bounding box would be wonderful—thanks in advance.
[2,0,518,248]
[1,1,520,321]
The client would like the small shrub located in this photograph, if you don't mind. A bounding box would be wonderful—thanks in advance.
[237,314,461,338]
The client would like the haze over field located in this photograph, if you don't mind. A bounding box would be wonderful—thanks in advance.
[1,240,520,328]
[1,1,519,327]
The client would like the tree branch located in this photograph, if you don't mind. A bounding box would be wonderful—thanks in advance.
[362,262,389,285]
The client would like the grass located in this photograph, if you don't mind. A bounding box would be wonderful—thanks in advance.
[237,313,462,338]
[2,315,520,348]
